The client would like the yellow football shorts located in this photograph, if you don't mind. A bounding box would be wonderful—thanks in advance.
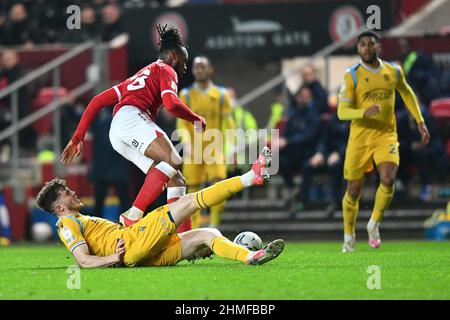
[344,136,400,181]
[182,162,227,186]
[122,205,182,267]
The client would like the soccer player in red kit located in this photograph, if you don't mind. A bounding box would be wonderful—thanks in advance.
[61,25,205,232]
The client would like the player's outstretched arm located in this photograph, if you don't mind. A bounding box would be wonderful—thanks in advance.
[71,239,125,268]
[61,87,119,164]
[162,93,206,131]
[61,140,83,165]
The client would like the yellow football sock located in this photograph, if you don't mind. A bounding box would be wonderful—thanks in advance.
[211,236,250,263]
[210,202,226,226]
[188,185,202,229]
[342,191,361,236]
[195,177,243,209]
[371,183,395,222]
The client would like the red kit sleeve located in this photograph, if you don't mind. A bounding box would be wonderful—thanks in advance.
[71,87,120,145]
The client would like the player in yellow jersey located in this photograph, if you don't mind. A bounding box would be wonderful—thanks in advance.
[337,30,430,252]
[36,147,283,268]
[177,56,235,230]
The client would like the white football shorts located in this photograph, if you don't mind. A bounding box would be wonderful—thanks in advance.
[109,105,166,173]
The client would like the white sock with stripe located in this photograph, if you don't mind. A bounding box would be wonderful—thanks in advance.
[167,186,186,204]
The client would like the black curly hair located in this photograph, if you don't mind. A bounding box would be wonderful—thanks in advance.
[156,24,185,55]
[357,30,380,43]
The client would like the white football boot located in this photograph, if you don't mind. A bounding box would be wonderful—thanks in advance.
[247,239,285,265]
[342,234,356,253]
[367,219,381,249]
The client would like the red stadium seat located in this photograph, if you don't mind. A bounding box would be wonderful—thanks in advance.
[31,87,69,135]
[3,186,35,240]
[430,99,450,151]
[430,98,450,119]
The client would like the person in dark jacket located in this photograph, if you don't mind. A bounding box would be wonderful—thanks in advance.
[396,105,448,201]
[398,38,440,107]
[297,113,349,214]
[100,3,124,42]
[275,85,322,197]
[90,108,132,220]
[0,49,35,153]
[60,5,100,43]
[301,65,329,114]
[0,3,38,46]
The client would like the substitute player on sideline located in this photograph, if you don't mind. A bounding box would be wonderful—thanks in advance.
[61,25,206,228]
[36,147,284,268]
[178,56,234,230]
[337,30,430,252]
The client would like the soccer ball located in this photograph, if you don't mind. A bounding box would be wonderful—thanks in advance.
[233,231,263,251]
[31,222,53,242]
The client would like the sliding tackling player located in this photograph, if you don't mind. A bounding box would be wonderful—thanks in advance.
[37,147,284,267]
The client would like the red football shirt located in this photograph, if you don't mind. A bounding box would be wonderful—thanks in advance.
[112,59,178,122]
[70,59,203,145]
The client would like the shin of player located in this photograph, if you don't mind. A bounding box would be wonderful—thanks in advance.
[367,162,396,248]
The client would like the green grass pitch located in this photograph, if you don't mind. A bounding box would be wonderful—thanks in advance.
[1,241,449,300]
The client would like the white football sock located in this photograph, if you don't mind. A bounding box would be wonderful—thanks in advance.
[240,170,255,188]
[167,186,186,202]
[127,206,143,220]
[367,218,379,231]
[344,234,354,243]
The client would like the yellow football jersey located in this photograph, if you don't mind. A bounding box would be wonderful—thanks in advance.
[177,83,233,148]
[56,206,181,267]
[56,213,122,256]
[338,59,424,144]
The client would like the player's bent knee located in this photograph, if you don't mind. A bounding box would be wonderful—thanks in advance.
[380,176,395,187]
[208,227,222,238]
[347,185,362,199]
[201,228,223,246]
[348,191,360,200]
